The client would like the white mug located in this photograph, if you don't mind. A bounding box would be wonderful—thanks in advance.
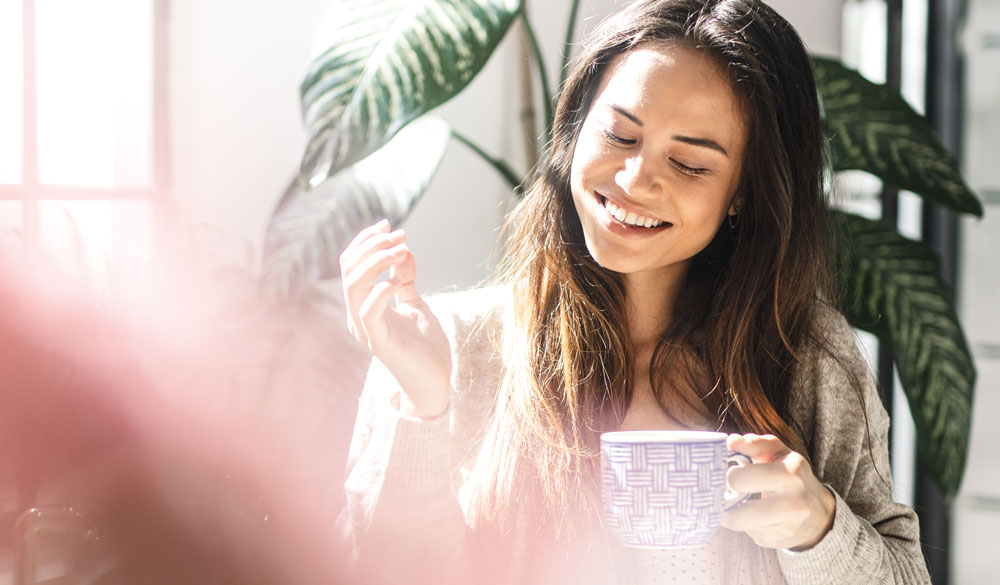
[600,430,752,548]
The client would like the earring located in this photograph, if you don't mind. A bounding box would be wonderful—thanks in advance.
[728,212,740,229]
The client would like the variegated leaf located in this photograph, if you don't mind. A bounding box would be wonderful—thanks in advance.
[299,0,521,189]
[814,57,983,218]
[263,116,451,302]
[832,210,975,499]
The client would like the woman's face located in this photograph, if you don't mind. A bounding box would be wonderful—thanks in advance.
[570,44,747,286]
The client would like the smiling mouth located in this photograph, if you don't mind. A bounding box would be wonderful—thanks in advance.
[597,194,672,229]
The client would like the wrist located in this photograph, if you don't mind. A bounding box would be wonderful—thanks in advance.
[790,485,836,551]
[399,391,449,420]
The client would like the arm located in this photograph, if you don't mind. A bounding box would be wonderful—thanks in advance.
[342,357,472,585]
[776,307,931,585]
[337,220,472,584]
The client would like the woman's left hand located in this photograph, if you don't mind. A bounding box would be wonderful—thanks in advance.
[720,433,836,551]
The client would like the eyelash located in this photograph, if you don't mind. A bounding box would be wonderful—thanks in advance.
[602,129,634,145]
[601,129,709,176]
[672,160,709,176]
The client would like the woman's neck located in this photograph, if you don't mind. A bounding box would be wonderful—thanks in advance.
[624,264,688,351]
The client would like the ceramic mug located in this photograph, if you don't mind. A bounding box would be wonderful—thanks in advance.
[600,430,752,548]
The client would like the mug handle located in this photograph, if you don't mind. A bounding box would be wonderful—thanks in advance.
[724,451,754,512]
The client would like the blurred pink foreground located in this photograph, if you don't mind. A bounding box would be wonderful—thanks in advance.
[0,251,368,584]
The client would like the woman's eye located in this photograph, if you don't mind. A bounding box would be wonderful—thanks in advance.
[671,159,708,176]
[601,129,635,145]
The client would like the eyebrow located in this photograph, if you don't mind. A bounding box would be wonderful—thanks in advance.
[672,135,729,158]
[608,104,730,158]
[610,104,644,126]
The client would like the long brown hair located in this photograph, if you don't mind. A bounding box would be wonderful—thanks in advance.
[469,0,831,534]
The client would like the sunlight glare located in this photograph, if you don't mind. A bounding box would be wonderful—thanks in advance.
[0,0,23,185]
[0,201,22,256]
[40,200,115,295]
[35,0,154,187]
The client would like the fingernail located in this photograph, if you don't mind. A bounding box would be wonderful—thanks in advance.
[376,218,390,229]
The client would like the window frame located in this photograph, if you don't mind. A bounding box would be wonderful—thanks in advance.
[0,0,169,258]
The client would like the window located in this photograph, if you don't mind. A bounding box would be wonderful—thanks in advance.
[0,0,166,291]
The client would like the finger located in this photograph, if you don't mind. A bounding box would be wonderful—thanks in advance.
[727,433,791,463]
[727,460,799,495]
[343,243,410,313]
[357,279,399,351]
[721,497,809,549]
[346,318,362,346]
[720,496,787,533]
[388,247,422,307]
[340,226,405,276]
[339,219,391,270]
[341,229,405,327]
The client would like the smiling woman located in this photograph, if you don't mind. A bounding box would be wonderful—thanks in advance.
[337,1,931,584]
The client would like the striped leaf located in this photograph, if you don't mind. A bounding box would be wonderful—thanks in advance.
[832,210,975,499]
[262,116,451,302]
[299,0,521,189]
[814,57,983,218]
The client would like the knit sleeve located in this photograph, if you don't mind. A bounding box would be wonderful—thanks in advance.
[340,287,506,585]
[342,355,472,585]
[777,305,931,585]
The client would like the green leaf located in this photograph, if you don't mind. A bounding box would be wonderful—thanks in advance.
[299,0,521,189]
[263,116,452,301]
[814,57,983,218]
[832,210,975,499]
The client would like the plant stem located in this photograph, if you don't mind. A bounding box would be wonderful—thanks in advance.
[452,130,523,192]
[518,4,539,172]
[520,10,553,142]
[560,0,582,91]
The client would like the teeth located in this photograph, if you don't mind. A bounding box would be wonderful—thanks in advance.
[602,196,664,228]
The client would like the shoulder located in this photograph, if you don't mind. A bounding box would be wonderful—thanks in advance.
[425,286,511,440]
[796,300,873,395]
[425,284,511,324]
[425,284,510,333]
[424,284,512,358]
[788,301,887,457]
[806,302,867,367]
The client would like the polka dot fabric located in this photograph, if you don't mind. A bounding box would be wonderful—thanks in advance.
[614,528,785,585]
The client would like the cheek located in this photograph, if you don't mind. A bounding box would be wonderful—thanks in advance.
[569,125,611,181]
[569,144,593,185]
[569,144,599,203]
[678,190,732,236]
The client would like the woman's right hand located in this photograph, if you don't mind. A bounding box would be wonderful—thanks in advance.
[340,219,452,419]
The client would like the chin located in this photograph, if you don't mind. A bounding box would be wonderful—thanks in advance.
[583,244,635,274]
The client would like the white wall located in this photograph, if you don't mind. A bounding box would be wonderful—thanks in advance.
[954,1,1000,583]
[168,0,328,267]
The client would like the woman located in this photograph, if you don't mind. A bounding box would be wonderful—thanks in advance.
[338,1,931,583]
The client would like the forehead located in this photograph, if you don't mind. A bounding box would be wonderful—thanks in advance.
[591,44,746,150]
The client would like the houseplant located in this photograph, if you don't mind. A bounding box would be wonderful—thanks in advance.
[262,0,981,499]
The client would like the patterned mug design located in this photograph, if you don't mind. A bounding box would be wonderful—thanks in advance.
[601,431,751,548]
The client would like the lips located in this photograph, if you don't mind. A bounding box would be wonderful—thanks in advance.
[596,193,672,230]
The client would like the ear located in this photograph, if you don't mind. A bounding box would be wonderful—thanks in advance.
[728,199,743,216]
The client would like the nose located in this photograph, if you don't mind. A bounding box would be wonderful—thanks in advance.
[614,155,664,199]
